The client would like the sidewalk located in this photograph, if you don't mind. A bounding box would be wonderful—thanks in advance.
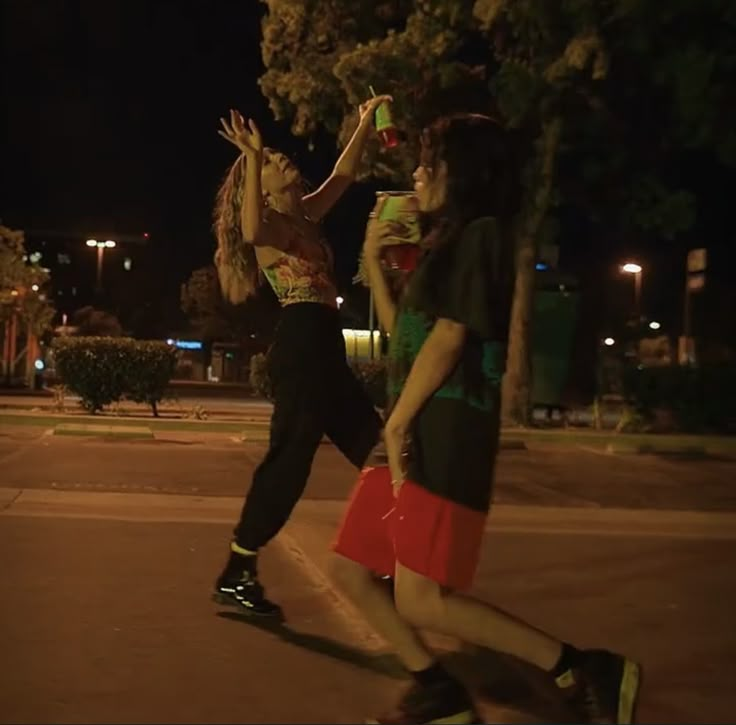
[2,487,736,723]
[3,400,736,457]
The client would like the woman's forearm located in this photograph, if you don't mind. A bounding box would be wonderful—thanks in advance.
[333,119,372,179]
[365,254,397,334]
[386,320,466,432]
[241,152,264,243]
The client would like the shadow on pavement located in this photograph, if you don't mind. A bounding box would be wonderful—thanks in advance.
[217,613,573,722]
[216,611,409,680]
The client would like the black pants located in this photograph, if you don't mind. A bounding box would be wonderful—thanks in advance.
[234,303,382,551]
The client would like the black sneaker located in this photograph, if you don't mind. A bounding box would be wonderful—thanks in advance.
[212,554,283,619]
[368,680,480,724]
[555,649,641,724]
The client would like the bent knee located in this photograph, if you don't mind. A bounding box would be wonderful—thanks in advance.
[328,554,374,596]
[394,580,444,628]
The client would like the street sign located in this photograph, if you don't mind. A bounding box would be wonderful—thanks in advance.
[687,272,705,291]
[687,248,707,273]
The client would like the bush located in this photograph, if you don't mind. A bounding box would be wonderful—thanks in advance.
[622,364,736,433]
[350,359,388,410]
[249,352,272,399]
[53,337,177,415]
[124,341,179,416]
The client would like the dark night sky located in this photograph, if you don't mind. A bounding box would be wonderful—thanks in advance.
[1,0,375,295]
[2,0,734,344]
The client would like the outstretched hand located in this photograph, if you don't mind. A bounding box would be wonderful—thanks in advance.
[358,94,393,126]
[218,109,263,157]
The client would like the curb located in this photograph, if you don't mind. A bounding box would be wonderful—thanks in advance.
[3,410,734,457]
[54,423,154,439]
[605,442,707,456]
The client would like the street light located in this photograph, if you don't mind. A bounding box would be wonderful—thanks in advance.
[604,337,615,346]
[336,296,344,308]
[649,321,661,331]
[621,262,643,320]
[86,238,117,293]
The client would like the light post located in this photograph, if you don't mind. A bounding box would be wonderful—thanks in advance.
[621,262,642,321]
[86,239,116,293]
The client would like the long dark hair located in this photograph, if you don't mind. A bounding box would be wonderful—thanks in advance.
[414,114,519,403]
[417,113,519,319]
[212,156,260,304]
[418,113,519,243]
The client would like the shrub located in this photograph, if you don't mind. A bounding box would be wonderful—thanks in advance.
[53,337,177,415]
[350,359,388,410]
[123,340,178,416]
[622,364,736,433]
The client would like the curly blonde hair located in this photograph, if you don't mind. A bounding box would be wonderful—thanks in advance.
[213,156,260,304]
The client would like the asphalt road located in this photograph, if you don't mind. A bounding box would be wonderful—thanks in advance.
[2,427,736,723]
[2,426,736,511]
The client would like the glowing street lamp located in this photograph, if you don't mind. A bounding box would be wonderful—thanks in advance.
[336,296,344,308]
[649,321,661,331]
[86,238,117,293]
[621,261,643,319]
[603,337,615,347]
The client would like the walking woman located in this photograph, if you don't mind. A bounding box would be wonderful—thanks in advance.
[330,113,641,724]
[212,96,390,618]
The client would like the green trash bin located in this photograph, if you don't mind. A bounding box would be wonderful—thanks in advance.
[531,274,579,408]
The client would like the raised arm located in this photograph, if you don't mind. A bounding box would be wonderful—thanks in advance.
[302,95,393,223]
[219,110,292,250]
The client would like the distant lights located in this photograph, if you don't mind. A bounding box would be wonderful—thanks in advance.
[649,321,661,330]
[86,238,116,248]
[603,337,615,346]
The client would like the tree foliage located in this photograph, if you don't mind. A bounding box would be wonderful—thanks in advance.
[0,224,55,336]
[257,0,734,423]
[71,306,123,337]
[180,265,280,344]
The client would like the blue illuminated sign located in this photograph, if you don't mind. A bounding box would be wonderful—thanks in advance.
[175,340,203,350]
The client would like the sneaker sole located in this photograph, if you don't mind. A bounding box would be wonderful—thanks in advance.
[365,711,482,724]
[211,592,284,620]
[618,659,641,724]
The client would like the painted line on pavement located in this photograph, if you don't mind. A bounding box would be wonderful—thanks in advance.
[277,530,388,652]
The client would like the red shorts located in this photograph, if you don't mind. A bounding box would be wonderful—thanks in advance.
[332,466,487,591]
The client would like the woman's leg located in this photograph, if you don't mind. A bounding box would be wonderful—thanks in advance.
[329,556,434,672]
[393,563,641,724]
[393,563,562,671]
[215,373,323,616]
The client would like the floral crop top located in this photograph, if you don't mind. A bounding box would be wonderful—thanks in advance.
[261,236,338,309]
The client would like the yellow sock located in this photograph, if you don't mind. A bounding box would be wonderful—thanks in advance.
[231,541,257,556]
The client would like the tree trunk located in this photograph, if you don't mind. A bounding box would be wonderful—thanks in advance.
[502,116,563,426]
